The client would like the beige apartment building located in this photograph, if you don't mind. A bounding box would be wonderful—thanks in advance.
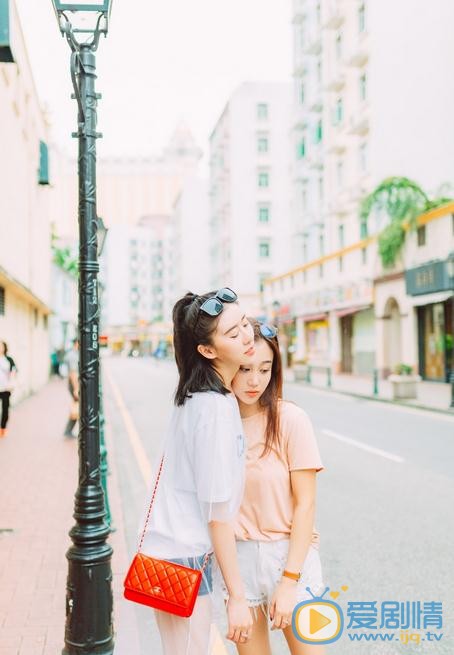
[0,0,53,399]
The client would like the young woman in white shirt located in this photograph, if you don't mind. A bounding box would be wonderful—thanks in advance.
[140,289,256,655]
[218,320,325,655]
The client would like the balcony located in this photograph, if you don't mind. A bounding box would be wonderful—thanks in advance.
[322,0,345,29]
[307,88,323,113]
[325,67,346,92]
[348,111,369,136]
[347,33,370,68]
[304,31,322,56]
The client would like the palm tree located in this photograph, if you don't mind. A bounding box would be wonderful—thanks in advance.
[360,176,451,267]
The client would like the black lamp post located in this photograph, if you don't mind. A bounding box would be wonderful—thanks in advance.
[50,2,114,653]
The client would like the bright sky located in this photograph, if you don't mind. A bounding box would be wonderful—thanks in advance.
[16,1,292,162]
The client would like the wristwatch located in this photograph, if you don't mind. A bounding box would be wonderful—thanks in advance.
[282,569,301,582]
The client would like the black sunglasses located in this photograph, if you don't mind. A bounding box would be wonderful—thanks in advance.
[198,287,238,318]
[259,323,278,339]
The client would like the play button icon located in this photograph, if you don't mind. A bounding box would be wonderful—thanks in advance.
[310,608,332,634]
[293,600,343,644]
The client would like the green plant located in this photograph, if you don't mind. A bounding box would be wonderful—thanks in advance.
[51,232,78,279]
[394,363,413,376]
[360,177,452,268]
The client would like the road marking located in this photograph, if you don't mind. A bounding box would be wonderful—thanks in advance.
[105,366,228,655]
[321,429,404,463]
[105,368,152,486]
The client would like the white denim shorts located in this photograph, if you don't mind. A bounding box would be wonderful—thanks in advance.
[214,539,325,609]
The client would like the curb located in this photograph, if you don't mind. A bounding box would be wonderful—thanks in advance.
[288,380,454,417]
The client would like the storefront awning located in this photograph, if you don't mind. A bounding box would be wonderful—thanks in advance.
[336,305,372,318]
[302,313,328,322]
[411,290,453,307]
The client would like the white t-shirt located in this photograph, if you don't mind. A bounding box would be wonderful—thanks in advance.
[140,391,246,559]
[0,356,14,392]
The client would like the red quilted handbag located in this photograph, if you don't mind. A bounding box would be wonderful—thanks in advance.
[123,456,211,618]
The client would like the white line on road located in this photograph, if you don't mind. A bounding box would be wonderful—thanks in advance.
[105,368,152,486]
[321,428,405,463]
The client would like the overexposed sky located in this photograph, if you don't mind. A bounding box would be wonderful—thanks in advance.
[16,0,292,160]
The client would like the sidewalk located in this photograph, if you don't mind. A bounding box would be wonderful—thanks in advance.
[0,377,134,655]
[286,368,453,413]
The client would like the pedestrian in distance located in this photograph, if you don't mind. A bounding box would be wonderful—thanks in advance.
[63,338,79,438]
[0,341,17,438]
[136,288,256,655]
[218,319,325,655]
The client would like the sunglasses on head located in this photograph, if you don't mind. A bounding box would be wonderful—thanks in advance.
[259,323,278,339]
[198,287,238,317]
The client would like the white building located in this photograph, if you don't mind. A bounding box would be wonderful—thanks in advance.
[209,82,293,315]
[168,176,210,312]
[270,0,454,374]
[0,0,53,399]
[291,0,454,264]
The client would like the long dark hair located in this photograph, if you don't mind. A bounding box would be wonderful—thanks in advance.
[249,320,283,457]
[173,291,231,406]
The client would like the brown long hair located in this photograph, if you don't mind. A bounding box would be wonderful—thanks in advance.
[250,320,283,457]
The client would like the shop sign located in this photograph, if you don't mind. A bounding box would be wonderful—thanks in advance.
[291,279,373,316]
[405,260,451,296]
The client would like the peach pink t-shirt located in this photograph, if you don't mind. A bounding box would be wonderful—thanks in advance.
[233,400,324,548]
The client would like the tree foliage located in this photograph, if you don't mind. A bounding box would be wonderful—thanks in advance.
[360,176,452,267]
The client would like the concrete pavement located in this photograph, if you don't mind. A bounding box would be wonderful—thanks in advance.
[0,377,134,655]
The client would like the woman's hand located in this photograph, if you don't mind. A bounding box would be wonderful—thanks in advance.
[226,595,253,644]
[269,577,298,630]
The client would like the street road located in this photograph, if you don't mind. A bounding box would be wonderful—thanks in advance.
[104,356,454,655]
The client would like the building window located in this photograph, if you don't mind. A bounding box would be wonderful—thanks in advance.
[338,224,345,248]
[359,73,367,101]
[297,138,306,159]
[314,120,323,143]
[335,33,342,60]
[358,4,366,32]
[257,136,269,153]
[359,142,368,173]
[361,247,367,265]
[300,83,305,104]
[318,177,324,202]
[336,159,344,187]
[258,171,269,187]
[334,97,343,125]
[0,286,5,315]
[417,225,426,246]
[319,264,324,278]
[319,234,325,256]
[316,2,321,24]
[360,219,368,239]
[38,141,50,185]
[258,205,270,223]
[303,242,308,262]
[338,257,343,272]
[317,60,322,84]
[259,241,270,258]
[257,103,268,120]
[302,190,307,210]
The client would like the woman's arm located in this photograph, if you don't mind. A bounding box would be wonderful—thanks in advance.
[209,521,253,644]
[269,469,317,629]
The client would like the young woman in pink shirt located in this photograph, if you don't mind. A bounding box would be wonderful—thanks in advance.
[219,320,325,655]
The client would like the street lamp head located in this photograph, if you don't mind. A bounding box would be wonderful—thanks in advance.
[96,216,108,256]
[50,1,113,40]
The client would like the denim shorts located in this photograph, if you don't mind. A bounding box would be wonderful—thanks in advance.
[168,553,213,597]
[214,540,324,608]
